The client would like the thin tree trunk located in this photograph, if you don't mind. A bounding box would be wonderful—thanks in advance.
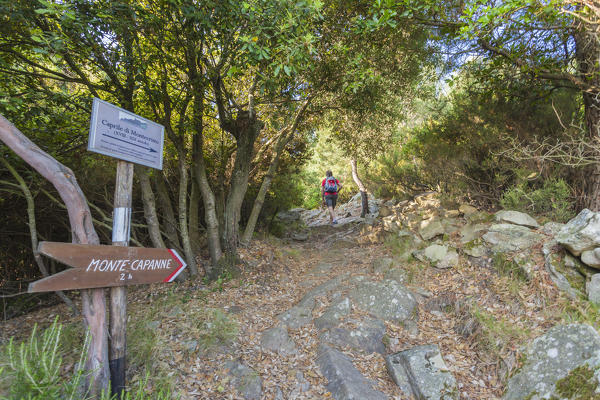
[193,134,222,269]
[177,156,198,277]
[189,178,201,253]
[154,172,181,250]
[351,159,369,217]
[0,158,78,315]
[0,114,108,397]
[136,165,165,248]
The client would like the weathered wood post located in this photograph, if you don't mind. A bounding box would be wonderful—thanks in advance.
[110,160,134,398]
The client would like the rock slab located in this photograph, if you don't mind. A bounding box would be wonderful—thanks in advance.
[225,360,262,400]
[349,279,416,322]
[556,209,600,256]
[316,344,387,400]
[495,210,539,228]
[386,344,457,400]
[503,324,600,400]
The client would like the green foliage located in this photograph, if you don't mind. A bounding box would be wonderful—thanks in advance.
[492,253,528,282]
[0,318,174,400]
[470,305,529,358]
[500,178,575,222]
[552,365,600,400]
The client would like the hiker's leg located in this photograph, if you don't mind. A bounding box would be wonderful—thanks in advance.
[328,205,335,222]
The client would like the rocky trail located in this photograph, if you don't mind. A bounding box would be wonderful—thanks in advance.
[4,193,600,399]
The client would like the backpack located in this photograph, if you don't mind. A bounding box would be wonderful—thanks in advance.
[324,176,338,193]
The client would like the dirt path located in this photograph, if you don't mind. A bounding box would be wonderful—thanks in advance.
[1,213,566,399]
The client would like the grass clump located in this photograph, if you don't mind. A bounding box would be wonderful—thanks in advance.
[198,308,239,352]
[470,305,529,358]
[0,318,173,399]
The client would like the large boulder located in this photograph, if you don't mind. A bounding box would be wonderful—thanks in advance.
[482,224,543,253]
[556,209,600,256]
[495,210,539,229]
[349,279,416,322]
[260,325,297,356]
[587,274,600,305]
[313,297,352,331]
[581,248,600,268]
[386,344,457,400]
[503,324,600,400]
[276,209,302,222]
[459,204,478,216]
[317,344,387,400]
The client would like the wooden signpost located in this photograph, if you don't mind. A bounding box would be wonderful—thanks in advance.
[28,98,168,398]
[28,242,186,292]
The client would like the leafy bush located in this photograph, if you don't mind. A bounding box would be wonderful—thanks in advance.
[500,178,574,222]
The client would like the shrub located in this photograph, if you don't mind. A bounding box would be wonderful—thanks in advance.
[500,178,574,222]
[0,318,173,399]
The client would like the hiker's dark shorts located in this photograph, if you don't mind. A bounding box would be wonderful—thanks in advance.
[325,194,338,208]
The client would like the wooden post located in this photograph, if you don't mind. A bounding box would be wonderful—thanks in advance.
[110,160,133,398]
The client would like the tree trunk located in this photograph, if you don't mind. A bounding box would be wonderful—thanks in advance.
[223,117,262,254]
[154,172,181,250]
[136,165,165,248]
[189,177,201,253]
[241,98,311,244]
[351,159,369,217]
[193,134,222,270]
[177,156,198,277]
[0,114,108,397]
[0,157,78,315]
[575,21,600,211]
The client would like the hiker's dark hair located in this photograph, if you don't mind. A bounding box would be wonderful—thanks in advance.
[326,170,332,177]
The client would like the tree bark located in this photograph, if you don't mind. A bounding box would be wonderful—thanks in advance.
[575,25,600,211]
[351,159,369,217]
[136,165,166,248]
[0,113,108,397]
[0,157,78,315]
[188,175,201,253]
[193,133,222,270]
[154,172,181,250]
[177,156,198,277]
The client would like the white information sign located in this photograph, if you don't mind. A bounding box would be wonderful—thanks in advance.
[88,98,164,169]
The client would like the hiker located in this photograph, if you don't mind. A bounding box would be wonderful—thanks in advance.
[321,170,343,225]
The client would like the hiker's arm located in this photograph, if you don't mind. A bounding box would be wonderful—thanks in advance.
[338,182,343,191]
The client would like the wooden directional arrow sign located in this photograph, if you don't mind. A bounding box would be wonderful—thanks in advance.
[29,242,187,293]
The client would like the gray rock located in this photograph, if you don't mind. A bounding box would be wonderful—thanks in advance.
[543,241,584,299]
[513,253,535,281]
[276,209,301,222]
[385,268,408,284]
[225,360,262,400]
[299,275,345,306]
[459,204,478,216]
[314,298,352,331]
[581,248,600,268]
[308,262,334,276]
[441,218,462,236]
[372,257,394,274]
[463,244,488,258]
[482,224,543,253]
[495,210,539,228]
[556,209,600,256]
[277,299,315,329]
[503,324,600,400]
[423,244,458,269]
[260,325,297,355]
[319,319,386,354]
[316,344,387,400]
[541,221,565,236]
[292,232,309,241]
[445,210,460,218]
[419,218,445,240]
[587,274,600,305]
[460,223,489,244]
[386,344,457,400]
[349,279,416,322]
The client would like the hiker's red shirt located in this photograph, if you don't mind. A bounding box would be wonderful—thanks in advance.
[322,178,340,195]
